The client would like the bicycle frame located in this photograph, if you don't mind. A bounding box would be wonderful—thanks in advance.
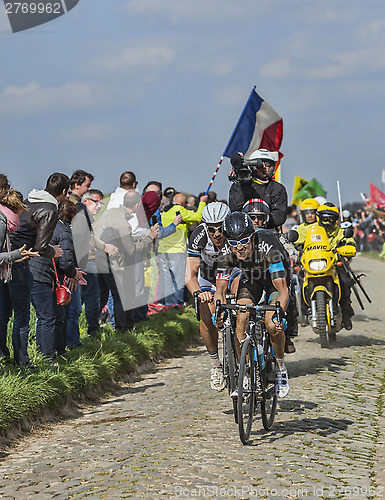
[215,301,282,444]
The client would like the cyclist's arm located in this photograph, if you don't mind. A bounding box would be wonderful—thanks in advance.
[270,276,289,312]
[185,256,201,295]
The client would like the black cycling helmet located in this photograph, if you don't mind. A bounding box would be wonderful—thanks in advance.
[222,211,254,240]
[242,198,270,226]
[317,202,339,230]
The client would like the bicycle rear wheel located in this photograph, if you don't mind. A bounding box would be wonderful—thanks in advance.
[260,344,277,431]
[237,337,255,444]
[225,326,238,422]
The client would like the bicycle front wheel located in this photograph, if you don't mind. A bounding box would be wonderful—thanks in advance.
[260,346,277,430]
[224,326,238,423]
[237,337,255,445]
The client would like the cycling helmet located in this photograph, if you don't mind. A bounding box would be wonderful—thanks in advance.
[222,211,254,240]
[202,201,230,224]
[242,198,270,226]
[317,203,339,230]
[248,149,276,164]
[341,209,351,220]
[300,198,320,222]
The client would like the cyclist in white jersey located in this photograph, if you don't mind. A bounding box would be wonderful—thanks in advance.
[186,202,241,391]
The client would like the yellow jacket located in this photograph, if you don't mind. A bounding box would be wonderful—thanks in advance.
[158,202,206,253]
[325,225,356,252]
[295,222,317,246]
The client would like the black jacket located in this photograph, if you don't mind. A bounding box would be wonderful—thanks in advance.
[29,219,77,285]
[10,190,58,258]
[228,180,288,229]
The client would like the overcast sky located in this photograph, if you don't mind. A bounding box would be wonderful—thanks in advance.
[1,0,384,204]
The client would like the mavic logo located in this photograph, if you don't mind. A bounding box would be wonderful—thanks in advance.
[306,245,327,251]
[3,0,79,33]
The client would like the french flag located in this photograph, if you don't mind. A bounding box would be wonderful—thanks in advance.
[223,87,283,161]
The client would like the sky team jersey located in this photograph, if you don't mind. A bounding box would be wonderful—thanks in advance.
[187,223,232,284]
[216,229,289,284]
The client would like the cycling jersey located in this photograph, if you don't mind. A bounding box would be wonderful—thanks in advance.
[188,223,231,282]
[216,229,290,303]
[187,223,240,290]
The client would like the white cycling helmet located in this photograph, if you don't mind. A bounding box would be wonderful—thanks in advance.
[202,201,230,224]
[248,148,276,164]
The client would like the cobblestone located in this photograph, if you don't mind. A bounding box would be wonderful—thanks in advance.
[0,256,384,499]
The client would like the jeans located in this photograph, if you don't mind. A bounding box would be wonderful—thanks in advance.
[98,273,133,330]
[81,260,100,336]
[157,253,186,306]
[66,285,82,348]
[7,261,33,365]
[31,281,56,361]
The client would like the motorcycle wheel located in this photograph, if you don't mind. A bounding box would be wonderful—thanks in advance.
[315,290,329,348]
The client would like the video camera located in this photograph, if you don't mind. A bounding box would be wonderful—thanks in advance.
[228,152,266,183]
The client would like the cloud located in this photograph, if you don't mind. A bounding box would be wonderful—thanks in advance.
[87,41,176,73]
[124,0,257,23]
[61,123,121,144]
[0,81,114,116]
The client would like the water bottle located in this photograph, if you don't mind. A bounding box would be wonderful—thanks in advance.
[257,344,265,370]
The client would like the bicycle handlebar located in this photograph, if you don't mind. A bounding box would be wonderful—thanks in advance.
[215,300,283,323]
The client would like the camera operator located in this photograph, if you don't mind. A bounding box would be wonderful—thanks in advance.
[228,149,288,230]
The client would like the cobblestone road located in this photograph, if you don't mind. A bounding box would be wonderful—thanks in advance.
[0,256,384,499]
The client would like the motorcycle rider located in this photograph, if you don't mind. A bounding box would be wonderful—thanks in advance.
[214,212,290,398]
[242,198,298,354]
[316,203,356,330]
[228,149,288,230]
[185,202,241,392]
[293,198,320,247]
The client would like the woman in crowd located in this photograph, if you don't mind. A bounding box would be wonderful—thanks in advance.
[0,182,38,361]
[29,200,85,363]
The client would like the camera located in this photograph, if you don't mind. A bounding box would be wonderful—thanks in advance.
[228,153,265,183]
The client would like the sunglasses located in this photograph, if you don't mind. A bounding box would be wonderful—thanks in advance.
[227,234,253,247]
[89,199,104,207]
[207,226,223,235]
[249,213,266,221]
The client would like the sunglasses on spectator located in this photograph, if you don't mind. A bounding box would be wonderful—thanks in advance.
[207,226,223,235]
[89,198,104,207]
[227,234,253,247]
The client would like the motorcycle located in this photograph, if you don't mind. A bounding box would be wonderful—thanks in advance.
[297,224,355,348]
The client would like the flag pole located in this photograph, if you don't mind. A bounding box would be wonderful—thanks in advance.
[337,180,343,222]
[204,86,256,196]
[204,156,224,196]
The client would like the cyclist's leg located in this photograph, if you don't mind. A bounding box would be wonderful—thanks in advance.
[264,289,285,359]
[198,278,225,391]
[265,287,289,398]
[235,280,263,361]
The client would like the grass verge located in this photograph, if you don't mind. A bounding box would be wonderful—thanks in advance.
[0,308,199,436]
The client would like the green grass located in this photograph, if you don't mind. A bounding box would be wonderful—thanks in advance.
[0,307,199,434]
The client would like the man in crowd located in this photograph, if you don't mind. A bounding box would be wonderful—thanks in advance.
[9,173,69,366]
[94,191,158,330]
[68,170,94,206]
[77,190,118,338]
[158,192,207,307]
[107,171,138,209]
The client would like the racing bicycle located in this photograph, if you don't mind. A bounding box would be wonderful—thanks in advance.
[215,301,283,444]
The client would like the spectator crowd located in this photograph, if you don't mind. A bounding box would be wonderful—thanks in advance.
[0,168,384,369]
[0,170,218,367]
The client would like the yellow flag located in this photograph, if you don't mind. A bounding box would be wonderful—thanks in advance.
[292,176,308,205]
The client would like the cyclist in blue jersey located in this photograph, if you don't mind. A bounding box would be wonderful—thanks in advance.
[214,212,290,398]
